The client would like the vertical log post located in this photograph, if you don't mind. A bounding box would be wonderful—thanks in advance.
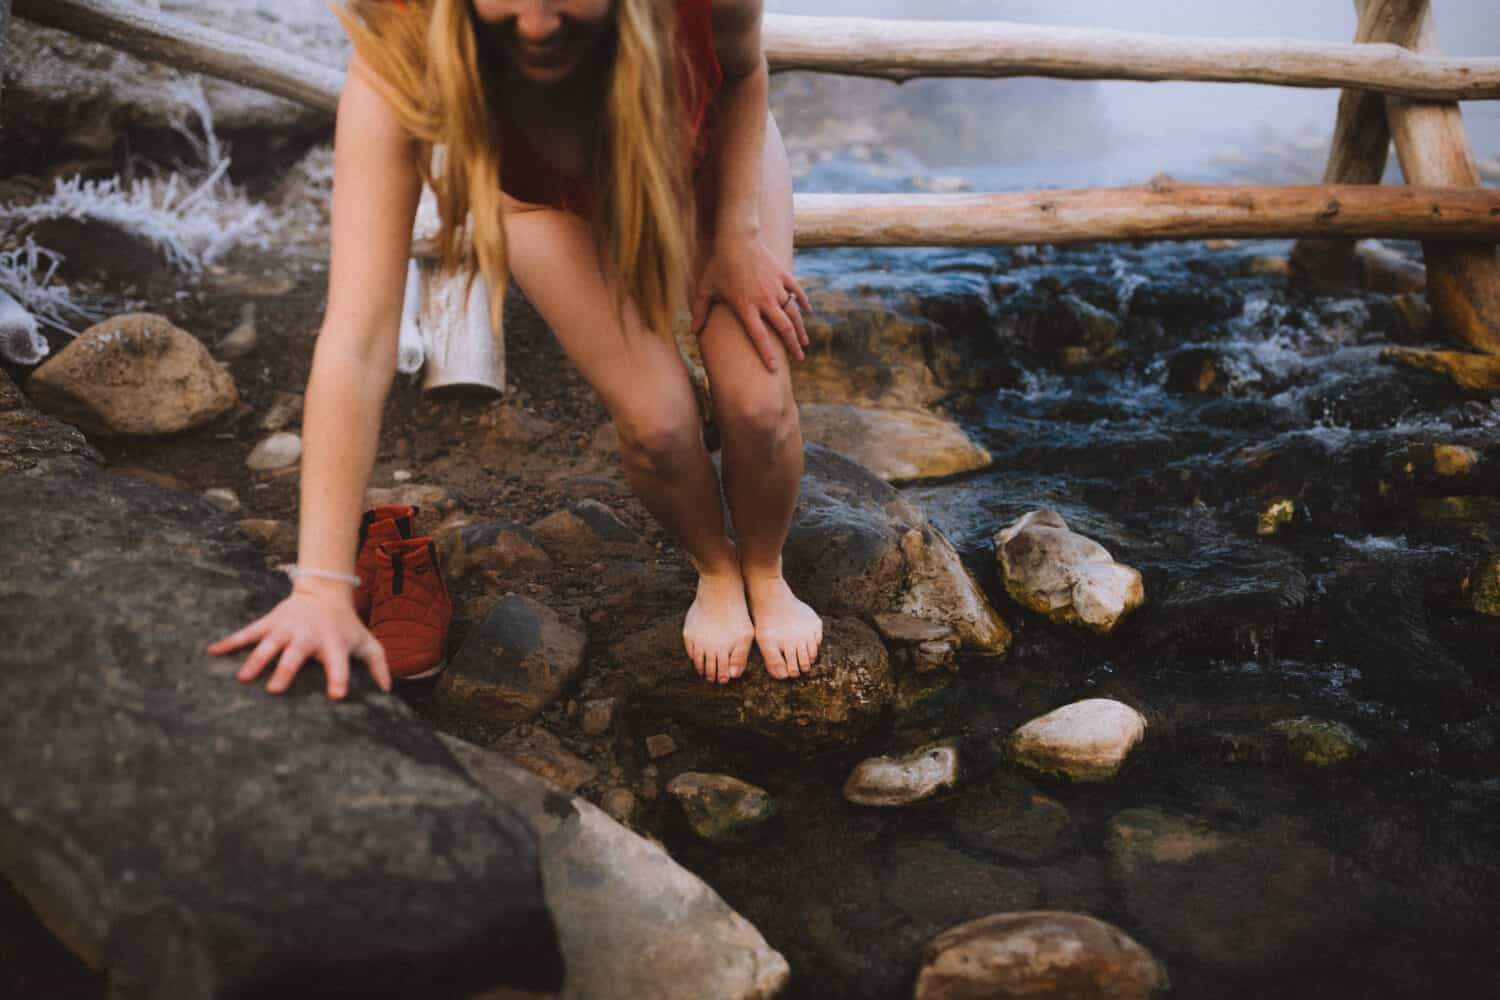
[1295,0,1500,358]
[1290,0,1392,284]
[1383,2,1500,355]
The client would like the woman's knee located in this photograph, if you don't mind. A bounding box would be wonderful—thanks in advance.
[615,408,705,478]
[715,384,799,454]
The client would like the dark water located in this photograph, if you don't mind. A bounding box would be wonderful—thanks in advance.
[662,136,1500,997]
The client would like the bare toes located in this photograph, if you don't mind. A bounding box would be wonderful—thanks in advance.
[782,644,801,678]
[761,642,788,680]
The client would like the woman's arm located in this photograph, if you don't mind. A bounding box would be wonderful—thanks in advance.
[209,57,421,699]
[298,58,421,597]
[693,0,810,371]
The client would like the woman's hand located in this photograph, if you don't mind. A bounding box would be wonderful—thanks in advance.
[691,233,812,373]
[206,579,391,700]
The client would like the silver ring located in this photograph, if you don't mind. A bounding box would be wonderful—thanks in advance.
[780,290,795,308]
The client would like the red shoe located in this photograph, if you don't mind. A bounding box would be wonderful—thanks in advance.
[368,536,452,681]
[354,505,417,622]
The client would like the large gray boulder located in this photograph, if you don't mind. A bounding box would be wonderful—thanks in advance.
[442,737,790,1000]
[0,460,563,998]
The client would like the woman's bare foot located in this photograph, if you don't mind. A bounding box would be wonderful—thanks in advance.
[684,558,756,685]
[745,572,823,679]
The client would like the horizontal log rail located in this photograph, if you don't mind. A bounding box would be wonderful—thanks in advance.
[790,184,1500,248]
[16,0,1500,111]
[15,0,344,113]
[763,16,1500,98]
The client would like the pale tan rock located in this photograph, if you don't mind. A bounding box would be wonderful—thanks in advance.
[915,911,1168,1000]
[201,488,240,513]
[995,509,1145,634]
[259,391,304,432]
[27,313,238,436]
[246,432,301,472]
[843,743,960,807]
[1010,698,1148,783]
[797,403,992,483]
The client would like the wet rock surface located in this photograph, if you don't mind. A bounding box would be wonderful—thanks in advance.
[0,369,98,474]
[613,616,893,753]
[0,461,562,998]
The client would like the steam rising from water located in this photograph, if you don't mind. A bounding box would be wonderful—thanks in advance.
[770,0,1499,185]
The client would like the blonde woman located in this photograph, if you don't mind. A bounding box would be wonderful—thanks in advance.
[210,0,823,697]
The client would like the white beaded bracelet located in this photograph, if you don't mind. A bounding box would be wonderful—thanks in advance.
[286,566,361,588]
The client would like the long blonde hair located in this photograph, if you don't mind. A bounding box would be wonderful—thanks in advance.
[336,0,695,339]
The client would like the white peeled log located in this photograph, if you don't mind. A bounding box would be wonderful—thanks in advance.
[0,288,48,365]
[396,259,424,376]
[417,263,504,396]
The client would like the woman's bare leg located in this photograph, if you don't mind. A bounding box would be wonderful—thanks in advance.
[697,113,823,680]
[503,204,754,684]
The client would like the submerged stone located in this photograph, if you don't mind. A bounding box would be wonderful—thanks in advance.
[1269,716,1368,766]
[882,841,1041,930]
[666,772,777,843]
[1106,808,1380,975]
[953,771,1078,864]
[1009,698,1147,782]
[914,911,1168,1000]
[843,743,960,807]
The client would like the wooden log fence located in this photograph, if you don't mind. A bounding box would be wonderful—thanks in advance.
[14,0,1500,368]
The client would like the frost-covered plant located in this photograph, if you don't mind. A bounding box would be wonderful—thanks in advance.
[0,240,107,332]
[0,78,281,347]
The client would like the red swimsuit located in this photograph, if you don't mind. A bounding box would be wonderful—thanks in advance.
[498,0,724,213]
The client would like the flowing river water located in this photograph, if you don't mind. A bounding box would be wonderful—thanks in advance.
[657,108,1500,995]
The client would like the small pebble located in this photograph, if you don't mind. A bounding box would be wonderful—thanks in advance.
[201,487,240,513]
[645,733,678,759]
[581,698,616,737]
[246,432,302,472]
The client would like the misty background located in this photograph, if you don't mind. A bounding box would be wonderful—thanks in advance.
[767,0,1500,187]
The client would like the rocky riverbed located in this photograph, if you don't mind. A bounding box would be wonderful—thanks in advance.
[5,3,1500,999]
